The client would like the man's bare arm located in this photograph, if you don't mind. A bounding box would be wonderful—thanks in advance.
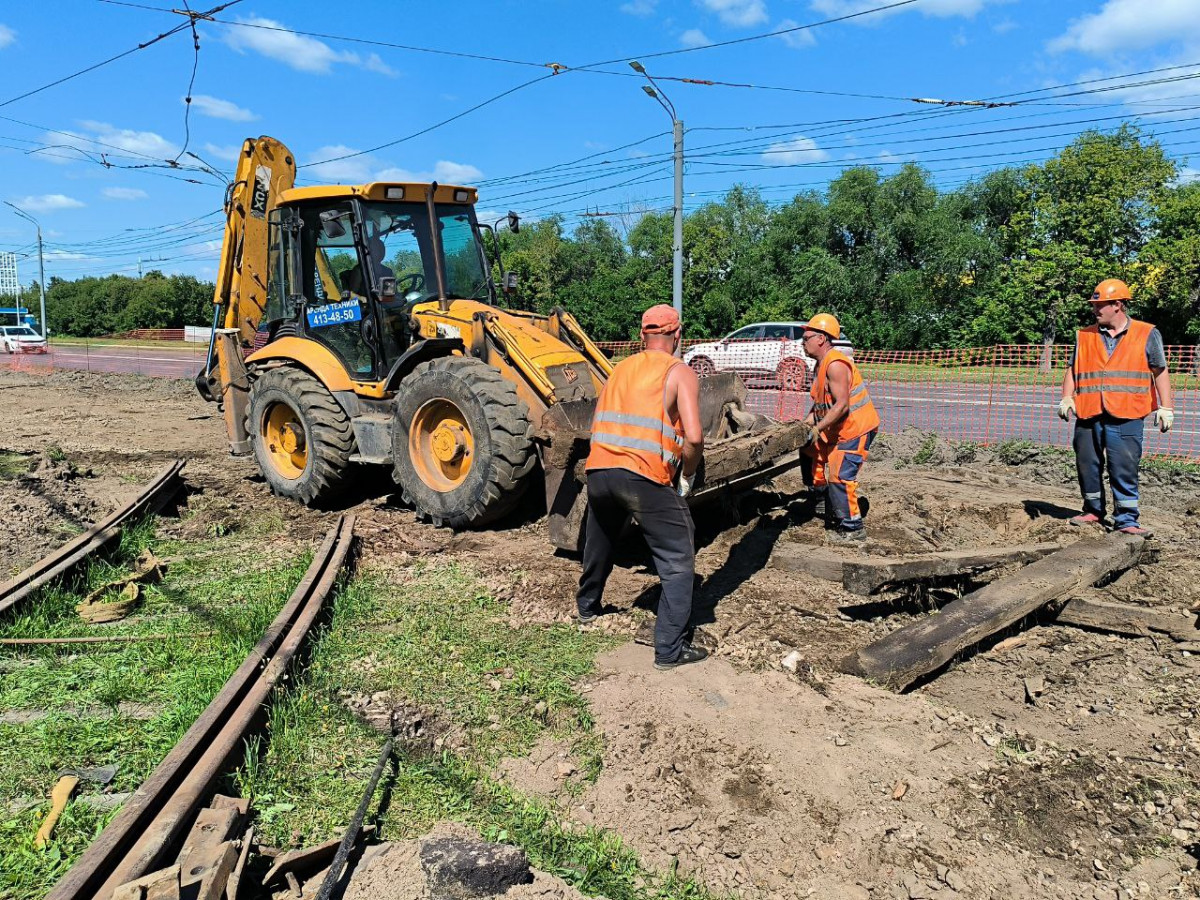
[813,360,851,435]
[669,364,704,476]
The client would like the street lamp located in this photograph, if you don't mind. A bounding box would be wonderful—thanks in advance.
[4,202,47,339]
[630,60,684,319]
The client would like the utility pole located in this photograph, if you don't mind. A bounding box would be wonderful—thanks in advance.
[630,61,684,319]
[5,202,47,339]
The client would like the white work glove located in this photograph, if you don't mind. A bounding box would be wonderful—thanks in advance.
[1057,397,1075,422]
[1155,408,1175,433]
[677,473,694,498]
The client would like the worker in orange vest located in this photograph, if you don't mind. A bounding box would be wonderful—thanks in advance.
[576,304,708,670]
[1058,279,1174,536]
[801,313,881,542]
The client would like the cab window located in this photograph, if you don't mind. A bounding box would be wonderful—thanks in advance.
[762,324,790,339]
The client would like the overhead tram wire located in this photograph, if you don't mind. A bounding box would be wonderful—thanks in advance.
[1,0,243,110]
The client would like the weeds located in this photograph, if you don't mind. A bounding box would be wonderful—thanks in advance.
[0,517,304,900]
[0,450,32,479]
[234,562,714,899]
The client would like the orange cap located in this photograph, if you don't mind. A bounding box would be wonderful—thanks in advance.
[803,312,841,340]
[641,304,681,335]
[1090,278,1131,304]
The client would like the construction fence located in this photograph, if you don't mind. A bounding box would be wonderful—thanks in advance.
[3,337,1197,461]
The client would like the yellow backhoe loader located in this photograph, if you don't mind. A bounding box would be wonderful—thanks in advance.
[199,136,810,550]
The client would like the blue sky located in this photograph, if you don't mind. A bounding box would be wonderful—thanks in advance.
[0,0,1198,284]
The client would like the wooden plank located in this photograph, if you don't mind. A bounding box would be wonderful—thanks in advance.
[769,544,845,582]
[841,543,1062,596]
[839,533,1145,691]
[1052,597,1200,642]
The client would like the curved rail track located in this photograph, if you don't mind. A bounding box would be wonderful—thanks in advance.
[46,514,356,900]
[0,459,186,616]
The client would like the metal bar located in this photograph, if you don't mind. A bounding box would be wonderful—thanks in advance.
[47,515,356,900]
[0,460,185,616]
[314,738,394,900]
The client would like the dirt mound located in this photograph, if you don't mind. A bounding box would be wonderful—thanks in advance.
[0,449,103,575]
[502,646,1200,899]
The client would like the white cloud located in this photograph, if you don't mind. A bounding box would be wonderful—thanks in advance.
[102,187,148,201]
[363,53,398,77]
[202,142,242,163]
[74,121,179,160]
[43,249,95,261]
[376,160,484,184]
[621,0,658,15]
[992,18,1017,35]
[680,28,712,47]
[698,0,768,28]
[762,137,829,164]
[775,20,817,49]
[809,0,993,20]
[1049,0,1197,55]
[189,94,258,122]
[224,16,399,76]
[14,194,85,212]
[306,146,373,183]
[0,24,15,48]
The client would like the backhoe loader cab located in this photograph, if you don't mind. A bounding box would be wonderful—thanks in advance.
[203,136,811,550]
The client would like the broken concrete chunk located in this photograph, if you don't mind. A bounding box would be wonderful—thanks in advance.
[419,835,533,899]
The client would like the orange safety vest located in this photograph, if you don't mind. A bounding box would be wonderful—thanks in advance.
[1072,320,1158,420]
[810,348,881,444]
[586,349,685,485]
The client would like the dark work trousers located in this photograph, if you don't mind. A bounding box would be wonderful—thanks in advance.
[1073,414,1145,530]
[576,467,696,664]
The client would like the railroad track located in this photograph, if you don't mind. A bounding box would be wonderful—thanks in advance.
[0,459,187,616]
[47,514,357,900]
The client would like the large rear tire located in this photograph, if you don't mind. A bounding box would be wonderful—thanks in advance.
[392,357,536,528]
[248,367,356,506]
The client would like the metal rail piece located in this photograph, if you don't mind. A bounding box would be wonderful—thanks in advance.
[0,459,186,616]
[48,514,357,900]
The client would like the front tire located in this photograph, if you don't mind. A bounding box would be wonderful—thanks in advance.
[392,357,536,528]
[248,367,356,506]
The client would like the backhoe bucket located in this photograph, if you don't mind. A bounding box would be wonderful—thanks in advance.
[540,372,812,552]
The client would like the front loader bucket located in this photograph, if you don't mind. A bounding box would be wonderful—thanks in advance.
[539,372,812,552]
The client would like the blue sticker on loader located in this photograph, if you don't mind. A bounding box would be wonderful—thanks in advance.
[306,300,363,329]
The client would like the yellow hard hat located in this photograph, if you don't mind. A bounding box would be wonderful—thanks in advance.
[1091,279,1131,304]
[803,313,841,340]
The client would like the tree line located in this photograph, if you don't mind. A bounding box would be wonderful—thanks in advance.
[25,125,1200,350]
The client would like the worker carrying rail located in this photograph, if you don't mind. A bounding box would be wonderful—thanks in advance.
[800,313,881,542]
[575,304,708,671]
[1058,278,1174,537]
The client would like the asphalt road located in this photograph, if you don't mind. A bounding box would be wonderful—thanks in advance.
[4,345,1197,458]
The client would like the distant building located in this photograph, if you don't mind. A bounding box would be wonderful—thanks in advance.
[0,252,31,326]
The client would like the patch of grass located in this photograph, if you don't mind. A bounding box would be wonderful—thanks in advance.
[1142,454,1200,476]
[0,520,307,900]
[235,563,714,899]
[44,445,67,464]
[911,434,941,466]
[0,450,32,479]
[992,438,1040,467]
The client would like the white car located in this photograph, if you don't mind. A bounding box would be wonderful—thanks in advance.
[684,321,853,390]
[1,324,48,353]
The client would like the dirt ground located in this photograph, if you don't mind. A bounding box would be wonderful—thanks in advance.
[3,369,1198,899]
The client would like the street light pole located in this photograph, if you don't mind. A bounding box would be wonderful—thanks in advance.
[630,61,684,319]
[4,202,47,339]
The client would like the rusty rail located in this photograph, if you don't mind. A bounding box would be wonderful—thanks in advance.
[47,515,357,900]
[0,459,186,616]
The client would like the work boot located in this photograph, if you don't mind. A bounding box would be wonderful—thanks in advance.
[654,643,709,670]
[1069,513,1102,527]
[827,527,867,544]
[1118,524,1154,537]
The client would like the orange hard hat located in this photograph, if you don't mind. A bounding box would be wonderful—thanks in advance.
[1090,279,1131,304]
[803,312,841,340]
[641,303,681,335]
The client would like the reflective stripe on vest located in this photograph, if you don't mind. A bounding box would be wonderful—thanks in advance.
[809,349,881,444]
[586,349,685,485]
[1073,320,1157,420]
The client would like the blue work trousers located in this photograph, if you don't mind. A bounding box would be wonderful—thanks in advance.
[1072,414,1144,529]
